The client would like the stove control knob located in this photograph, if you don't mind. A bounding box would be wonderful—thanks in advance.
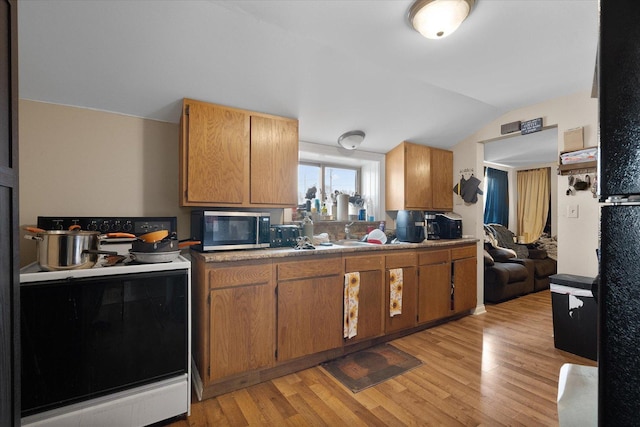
[99,223,110,232]
[122,222,133,232]
[87,222,98,231]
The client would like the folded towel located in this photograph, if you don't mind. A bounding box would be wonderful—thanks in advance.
[389,268,403,317]
[343,272,360,339]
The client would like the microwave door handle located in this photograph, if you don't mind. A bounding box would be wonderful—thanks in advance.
[256,216,260,244]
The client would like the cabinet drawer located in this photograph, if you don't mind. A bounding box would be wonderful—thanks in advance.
[209,263,272,289]
[345,255,384,272]
[451,245,476,260]
[277,256,342,281]
[418,249,450,266]
[385,252,417,269]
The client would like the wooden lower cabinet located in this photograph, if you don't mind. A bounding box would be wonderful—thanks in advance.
[190,242,476,399]
[417,244,477,322]
[344,254,385,343]
[276,255,343,361]
[452,245,478,313]
[191,257,275,393]
[417,249,452,323]
[385,251,418,333]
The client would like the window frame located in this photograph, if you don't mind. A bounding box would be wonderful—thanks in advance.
[298,161,361,204]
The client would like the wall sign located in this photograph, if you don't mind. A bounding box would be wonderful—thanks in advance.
[521,117,543,135]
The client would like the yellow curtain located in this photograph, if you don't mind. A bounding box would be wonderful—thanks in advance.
[517,168,550,244]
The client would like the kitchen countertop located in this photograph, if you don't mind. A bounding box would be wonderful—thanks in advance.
[191,237,479,263]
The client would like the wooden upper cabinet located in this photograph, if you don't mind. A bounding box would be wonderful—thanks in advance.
[430,148,453,211]
[181,100,249,205]
[385,141,453,211]
[180,98,298,207]
[250,115,299,205]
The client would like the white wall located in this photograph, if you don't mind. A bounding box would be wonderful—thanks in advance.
[453,91,599,305]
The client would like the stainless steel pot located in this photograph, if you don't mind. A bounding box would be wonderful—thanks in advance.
[25,227,133,271]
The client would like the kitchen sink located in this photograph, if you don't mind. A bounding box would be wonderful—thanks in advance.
[332,240,376,247]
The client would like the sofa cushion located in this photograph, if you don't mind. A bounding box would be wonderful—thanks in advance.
[534,257,557,277]
[485,262,528,283]
[488,246,517,262]
[527,248,548,260]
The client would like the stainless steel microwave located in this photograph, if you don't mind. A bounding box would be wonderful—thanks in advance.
[190,210,271,251]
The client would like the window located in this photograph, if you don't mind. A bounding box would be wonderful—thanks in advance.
[298,162,360,206]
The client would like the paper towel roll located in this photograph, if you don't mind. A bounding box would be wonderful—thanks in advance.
[337,194,349,221]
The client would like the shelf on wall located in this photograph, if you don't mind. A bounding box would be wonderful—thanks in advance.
[558,161,597,175]
[558,146,597,175]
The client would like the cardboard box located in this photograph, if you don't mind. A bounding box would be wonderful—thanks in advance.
[564,127,584,151]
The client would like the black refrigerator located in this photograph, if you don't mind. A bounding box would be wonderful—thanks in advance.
[598,1,640,424]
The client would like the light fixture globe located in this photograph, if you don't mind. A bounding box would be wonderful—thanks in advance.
[337,130,365,150]
[409,0,475,39]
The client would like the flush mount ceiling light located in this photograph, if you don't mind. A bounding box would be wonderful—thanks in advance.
[409,0,475,40]
[337,130,365,150]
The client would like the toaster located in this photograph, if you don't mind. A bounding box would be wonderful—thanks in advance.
[435,212,462,239]
[270,224,300,248]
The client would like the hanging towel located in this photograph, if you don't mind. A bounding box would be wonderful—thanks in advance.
[389,268,403,317]
[343,272,360,339]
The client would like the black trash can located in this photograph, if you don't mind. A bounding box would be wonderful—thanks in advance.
[550,274,597,361]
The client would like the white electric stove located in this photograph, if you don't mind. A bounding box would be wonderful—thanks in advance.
[20,216,192,427]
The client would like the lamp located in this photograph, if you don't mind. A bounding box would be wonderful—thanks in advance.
[337,130,365,150]
[409,0,475,39]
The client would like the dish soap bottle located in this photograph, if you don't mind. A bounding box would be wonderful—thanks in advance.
[302,211,314,241]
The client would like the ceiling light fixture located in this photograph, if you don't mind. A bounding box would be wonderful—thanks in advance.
[409,0,475,40]
[337,130,365,150]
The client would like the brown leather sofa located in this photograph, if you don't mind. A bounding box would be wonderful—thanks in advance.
[483,224,557,303]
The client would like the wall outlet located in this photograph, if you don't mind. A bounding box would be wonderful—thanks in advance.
[567,204,579,218]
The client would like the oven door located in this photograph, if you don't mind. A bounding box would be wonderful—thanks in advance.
[20,269,188,417]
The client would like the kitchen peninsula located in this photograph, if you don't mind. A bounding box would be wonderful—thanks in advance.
[190,238,477,400]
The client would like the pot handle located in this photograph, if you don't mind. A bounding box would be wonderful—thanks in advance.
[68,224,81,231]
[82,249,119,256]
[178,240,201,249]
[24,234,43,242]
[101,233,137,239]
[24,226,46,233]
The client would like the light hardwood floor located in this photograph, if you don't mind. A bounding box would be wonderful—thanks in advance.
[168,290,596,426]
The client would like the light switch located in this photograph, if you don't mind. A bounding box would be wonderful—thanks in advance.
[567,204,579,218]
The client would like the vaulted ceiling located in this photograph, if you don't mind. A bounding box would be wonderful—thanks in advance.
[18,0,599,156]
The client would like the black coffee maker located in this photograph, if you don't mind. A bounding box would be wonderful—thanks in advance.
[424,212,441,240]
[396,210,425,243]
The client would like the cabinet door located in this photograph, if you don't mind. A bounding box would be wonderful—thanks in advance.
[345,255,385,343]
[277,275,343,361]
[453,257,477,314]
[418,262,452,323]
[431,148,453,211]
[250,115,298,205]
[405,143,432,209]
[182,101,249,205]
[209,266,276,381]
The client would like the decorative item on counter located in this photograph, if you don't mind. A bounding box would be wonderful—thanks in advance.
[358,208,366,221]
[379,221,385,232]
[337,193,349,221]
[321,202,328,217]
[301,211,314,240]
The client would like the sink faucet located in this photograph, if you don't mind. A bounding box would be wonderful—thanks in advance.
[345,222,354,240]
